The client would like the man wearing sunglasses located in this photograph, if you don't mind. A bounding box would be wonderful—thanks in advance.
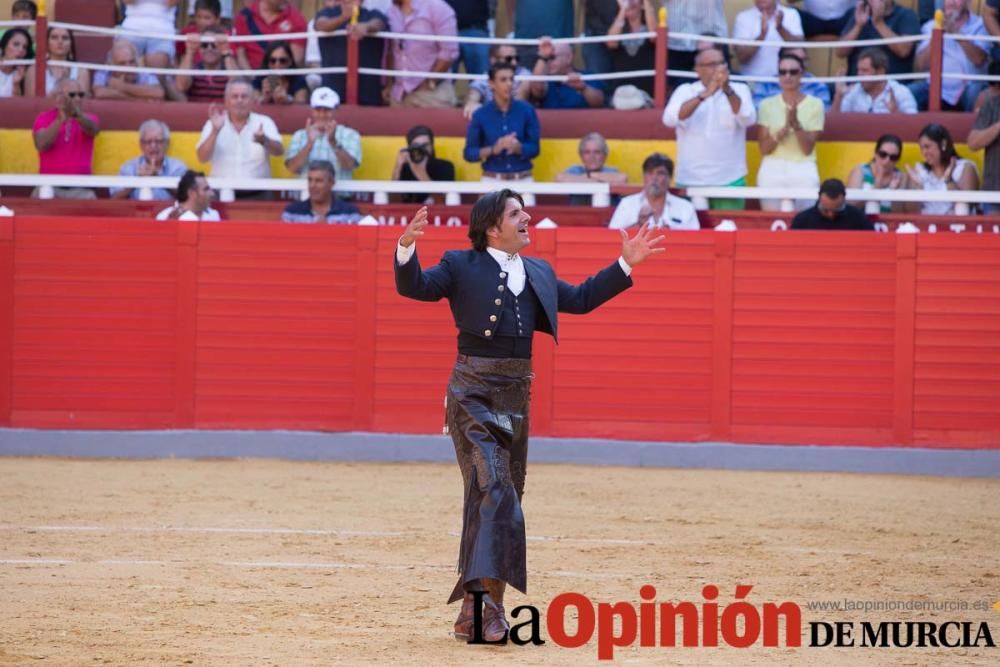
[791,178,874,230]
[176,27,239,102]
[31,78,100,200]
[463,44,530,118]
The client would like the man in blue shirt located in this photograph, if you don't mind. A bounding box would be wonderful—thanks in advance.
[464,62,541,193]
[110,119,189,201]
[527,38,607,109]
[281,160,363,224]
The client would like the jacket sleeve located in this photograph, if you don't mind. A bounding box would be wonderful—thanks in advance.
[555,259,633,314]
[394,248,454,302]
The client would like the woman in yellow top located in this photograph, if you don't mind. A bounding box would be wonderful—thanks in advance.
[755,53,824,211]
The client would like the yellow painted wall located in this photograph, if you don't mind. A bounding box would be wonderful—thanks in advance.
[0,129,984,186]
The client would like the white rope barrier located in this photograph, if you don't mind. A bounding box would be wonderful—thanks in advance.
[3,176,999,216]
[0,19,32,28]
[667,30,925,50]
[16,20,946,92]
[48,21,347,44]
[42,58,346,78]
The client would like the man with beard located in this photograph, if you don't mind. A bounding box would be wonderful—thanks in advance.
[393,191,665,641]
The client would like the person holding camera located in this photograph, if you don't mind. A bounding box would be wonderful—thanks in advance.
[392,126,456,204]
[253,41,309,105]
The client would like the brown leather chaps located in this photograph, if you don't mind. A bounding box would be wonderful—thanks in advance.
[445,354,532,604]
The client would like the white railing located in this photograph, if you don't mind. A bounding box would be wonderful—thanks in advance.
[2,175,998,216]
[0,174,613,207]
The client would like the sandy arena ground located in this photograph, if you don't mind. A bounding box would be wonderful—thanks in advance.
[0,458,997,666]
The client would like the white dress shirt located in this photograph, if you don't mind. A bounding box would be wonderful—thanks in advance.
[662,82,756,186]
[840,80,918,114]
[609,192,700,231]
[155,204,222,221]
[196,111,283,179]
[732,5,804,78]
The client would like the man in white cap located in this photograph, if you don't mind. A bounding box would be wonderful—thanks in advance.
[284,86,362,184]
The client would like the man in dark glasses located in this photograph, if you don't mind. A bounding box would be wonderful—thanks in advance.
[791,178,874,230]
[31,78,100,200]
[463,43,531,118]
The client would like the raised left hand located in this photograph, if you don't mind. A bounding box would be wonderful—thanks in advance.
[620,222,666,268]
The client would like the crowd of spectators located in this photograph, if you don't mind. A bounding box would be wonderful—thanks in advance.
[7,1,1000,224]
[2,0,994,113]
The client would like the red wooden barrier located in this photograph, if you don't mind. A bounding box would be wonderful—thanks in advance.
[1,218,998,449]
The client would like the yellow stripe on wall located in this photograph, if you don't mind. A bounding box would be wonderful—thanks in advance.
[0,130,984,187]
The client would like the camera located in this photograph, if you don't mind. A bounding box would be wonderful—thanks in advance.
[407,144,430,163]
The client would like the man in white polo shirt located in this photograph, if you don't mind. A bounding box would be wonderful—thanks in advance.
[155,170,222,221]
[662,46,756,210]
[195,78,284,199]
[608,153,700,231]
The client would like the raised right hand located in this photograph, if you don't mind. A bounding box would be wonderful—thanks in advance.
[208,103,226,130]
[399,206,429,247]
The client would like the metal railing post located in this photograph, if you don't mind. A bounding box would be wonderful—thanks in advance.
[654,6,668,109]
[346,5,360,105]
[929,9,943,112]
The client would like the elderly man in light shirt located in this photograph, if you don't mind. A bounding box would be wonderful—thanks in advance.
[909,0,988,111]
[662,46,756,210]
[195,79,284,199]
[111,119,189,201]
[833,46,917,113]
[384,0,459,107]
[733,0,805,79]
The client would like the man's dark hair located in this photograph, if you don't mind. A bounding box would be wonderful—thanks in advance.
[488,62,515,81]
[12,1,37,19]
[642,152,674,177]
[194,0,222,16]
[778,52,806,72]
[177,169,206,203]
[856,46,889,72]
[307,159,336,180]
[990,59,1000,87]
[819,178,846,200]
[406,124,434,147]
[468,189,525,252]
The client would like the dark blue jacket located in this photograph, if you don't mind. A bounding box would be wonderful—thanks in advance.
[394,248,632,342]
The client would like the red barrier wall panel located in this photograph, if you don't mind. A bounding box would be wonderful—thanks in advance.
[371,230,457,434]
[912,237,1000,447]
[194,224,359,430]
[728,233,898,445]
[548,231,716,440]
[11,219,178,428]
[2,217,999,450]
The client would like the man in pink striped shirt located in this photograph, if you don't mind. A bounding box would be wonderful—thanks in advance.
[384,0,460,107]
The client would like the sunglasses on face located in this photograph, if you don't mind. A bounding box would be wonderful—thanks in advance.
[778,68,802,76]
[269,56,290,65]
[500,55,518,64]
[201,42,217,50]
[66,91,85,98]
[876,149,900,162]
